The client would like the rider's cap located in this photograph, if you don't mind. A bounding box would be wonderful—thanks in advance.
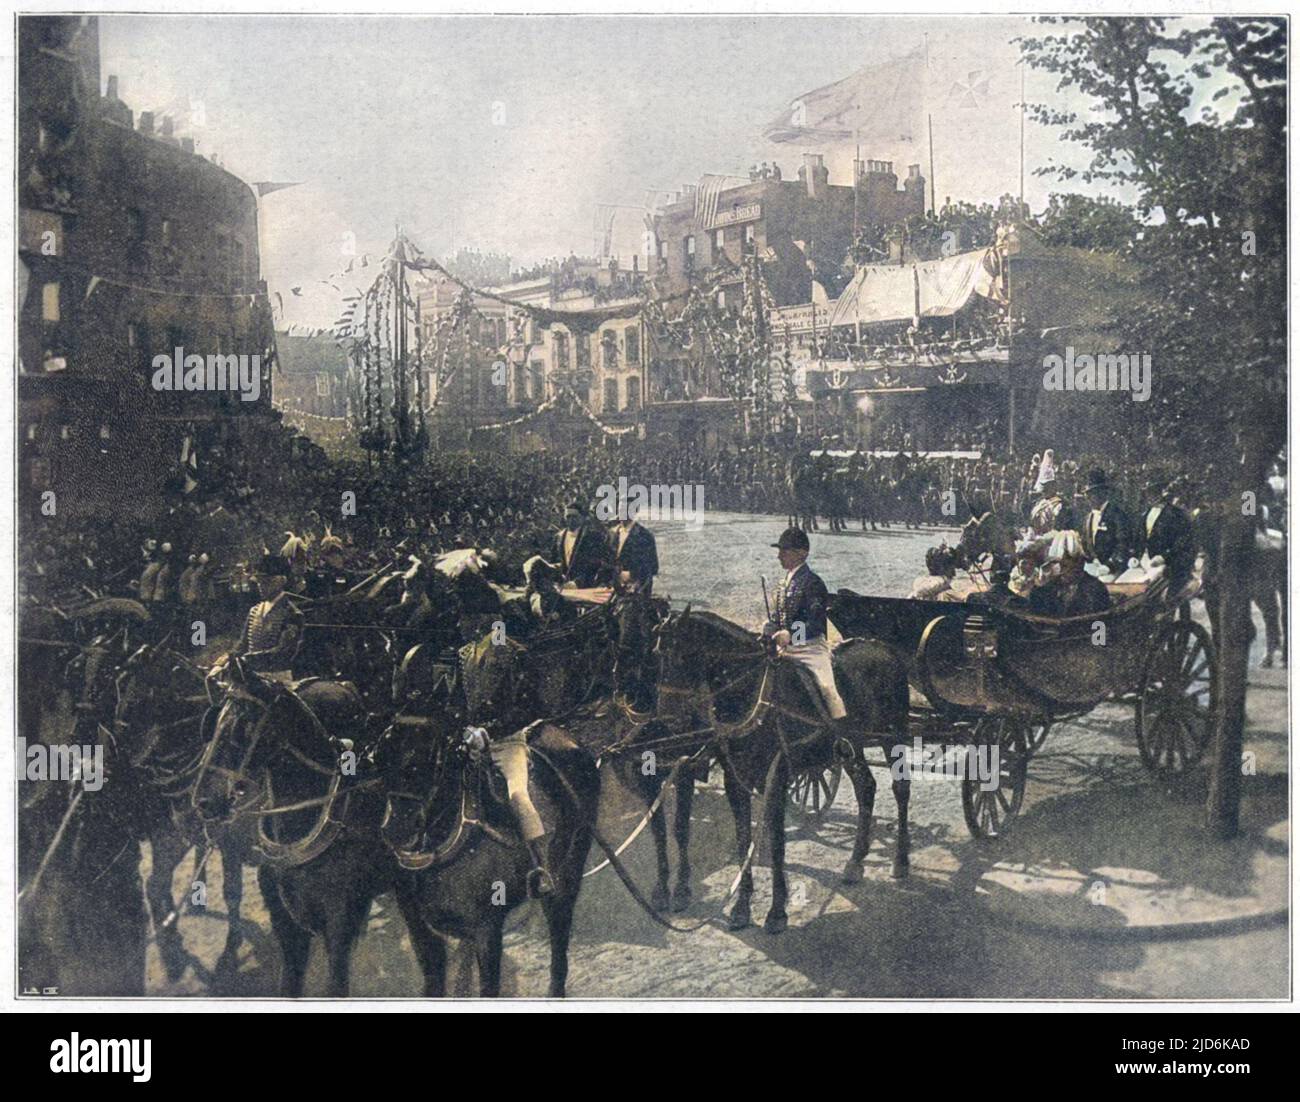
[772,527,810,552]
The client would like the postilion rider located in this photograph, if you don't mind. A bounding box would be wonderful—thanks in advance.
[762,527,850,728]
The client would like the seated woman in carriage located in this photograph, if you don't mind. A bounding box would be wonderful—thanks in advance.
[1013,530,1111,618]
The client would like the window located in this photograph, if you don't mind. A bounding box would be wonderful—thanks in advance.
[553,331,570,371]
[514,362,527,402]
[625,326,640,365]
[126,208,147,271]
[603,378,619,413]
[232,239,245,289]
[743,224,756,254]
[715,228,725,250]
[626,375,641,410]
[684,235,695,272]
[315,374,331,398]
[42,282,60,322]
[576,332,590,368]
[161,218,173,247]
[601,331,618,370]
[717,290,727,309]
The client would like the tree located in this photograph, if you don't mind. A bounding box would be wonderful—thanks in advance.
[1020,16,1286,837]
[1036,192,1139,252]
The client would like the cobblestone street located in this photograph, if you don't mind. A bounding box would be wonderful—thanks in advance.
[146,514,1288,1000]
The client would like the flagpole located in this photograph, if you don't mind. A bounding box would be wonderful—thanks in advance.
[1018,62,1026,210]
[928,114,936,215]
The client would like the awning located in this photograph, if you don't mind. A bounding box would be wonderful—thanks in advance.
[828,248,1000,329]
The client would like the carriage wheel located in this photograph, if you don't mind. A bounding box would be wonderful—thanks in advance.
[1135,620,1217,780]
[962,717,1029,840]
[789,763,842,821]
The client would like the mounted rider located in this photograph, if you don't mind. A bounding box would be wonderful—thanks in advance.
[227,552,303,680]
[762,527,849,726]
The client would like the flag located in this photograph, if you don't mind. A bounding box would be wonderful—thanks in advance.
[694,175,731,230]
[763,43,926,148]
[255,181,301,197]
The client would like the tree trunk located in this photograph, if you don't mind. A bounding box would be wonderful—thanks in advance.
[1204,479,1265,839]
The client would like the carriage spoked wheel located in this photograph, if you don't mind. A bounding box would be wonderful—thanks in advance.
[962,717,1030,841]
[1135,619,1218,781]
[789,763,842,821]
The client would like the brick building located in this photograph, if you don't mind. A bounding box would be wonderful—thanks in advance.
[18,15,271,517]
[651,153,924,311]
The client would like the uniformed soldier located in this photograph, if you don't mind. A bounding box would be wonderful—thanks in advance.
[762,527,848,722]
[227,552,303,679]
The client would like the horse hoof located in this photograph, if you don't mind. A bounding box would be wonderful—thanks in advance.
[841,861,864,885]
[728,905,752,931]
[763,910,789,935]
[892,859,910,880]
[671,884,693,913]
[650,885,671,912]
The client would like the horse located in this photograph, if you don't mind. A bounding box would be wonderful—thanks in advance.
[18,715,150,996]
[186,662,409,997]
[379,713,600,997]
[110,640,257,982]
[652,608,911,933]
[372,603,607,995]
[787,461,821,532]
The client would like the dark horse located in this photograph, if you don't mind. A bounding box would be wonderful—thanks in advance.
[187,667,410,997]
[651,609,911,933]
[111,641,255,982]
[375,603,605,996]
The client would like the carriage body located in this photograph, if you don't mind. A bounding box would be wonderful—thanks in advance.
[824,574,1217,838]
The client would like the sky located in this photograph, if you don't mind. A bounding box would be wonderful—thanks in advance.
[97,15,1112,328]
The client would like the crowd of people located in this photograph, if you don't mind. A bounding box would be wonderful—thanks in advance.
[19,410,1287,667]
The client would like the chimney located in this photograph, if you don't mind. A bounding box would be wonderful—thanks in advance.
[904,163,926,215]
[139,111,154,136]
[802,153,827,199]
[181,137,195,154]
[161,115,174,138]
[853,158,864,183]
[106,74,119,100]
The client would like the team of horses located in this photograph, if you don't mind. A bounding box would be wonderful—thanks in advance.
[19,559,915,998]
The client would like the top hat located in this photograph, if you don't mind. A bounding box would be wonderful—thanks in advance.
[1084,469,1110,494]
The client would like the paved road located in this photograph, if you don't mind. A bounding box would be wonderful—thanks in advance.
[146,512,1289,999]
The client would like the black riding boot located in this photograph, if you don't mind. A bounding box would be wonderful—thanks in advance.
[526,838,555,898]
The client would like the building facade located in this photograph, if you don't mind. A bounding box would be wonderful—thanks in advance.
[18,14,270,517]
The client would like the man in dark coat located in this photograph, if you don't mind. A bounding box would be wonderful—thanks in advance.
[610,511,659,595]
[1140,477,1198,589]
[552,502,610,588]
[1081,469,1133,577]
[609,510,659,712]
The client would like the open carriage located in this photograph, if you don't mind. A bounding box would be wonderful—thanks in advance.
[794,575,1218,839]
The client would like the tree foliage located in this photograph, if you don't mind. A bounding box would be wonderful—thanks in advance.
[1019,16,1286,489]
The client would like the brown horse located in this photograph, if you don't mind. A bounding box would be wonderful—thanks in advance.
[651,609,911,933]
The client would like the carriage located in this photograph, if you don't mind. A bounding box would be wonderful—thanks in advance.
[784,574,1218,840]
